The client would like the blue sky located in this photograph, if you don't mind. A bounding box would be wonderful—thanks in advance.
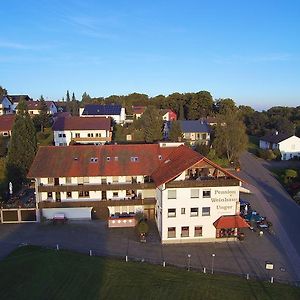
[0,0,299,110]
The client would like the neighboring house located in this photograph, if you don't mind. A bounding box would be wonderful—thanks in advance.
[0,96,13,115]
[52,116,112,146]
[7,95,31,111]
[0,115,15,136]
[165,120,211,145]
[161,109,177,121]
[259,132,300,160]
[17,100,58,115]
[28,142,246,243]
[132,106,146,119]
[80,104,126,124]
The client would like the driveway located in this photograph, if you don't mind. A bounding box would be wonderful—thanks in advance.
[237,151,300,281]
[0,219,296,283]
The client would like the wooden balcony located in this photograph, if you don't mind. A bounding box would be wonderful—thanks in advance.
[38,182,156,193]
[38,198,156,209]
[165,178,240,188]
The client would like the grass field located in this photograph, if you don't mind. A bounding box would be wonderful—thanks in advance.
[0,246,299,300]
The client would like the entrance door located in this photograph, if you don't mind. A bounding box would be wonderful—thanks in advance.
[55,192,61,202]
[102,191,107,200]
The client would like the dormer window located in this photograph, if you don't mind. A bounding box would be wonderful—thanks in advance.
[114,156,118,161]
[90,157,98,163]
[130,157,139,162]
[107,157,111,161]
[158,155,162,160]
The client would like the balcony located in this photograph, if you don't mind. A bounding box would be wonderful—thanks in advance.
[38,182,156,192]
[165,178,239,189]
[72,136,111,143]
[38,197,156,209]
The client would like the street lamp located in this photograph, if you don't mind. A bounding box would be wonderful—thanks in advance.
[211,253,216,274]
[187,254,191,271]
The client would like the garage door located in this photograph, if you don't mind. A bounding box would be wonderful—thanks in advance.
[42,207,93,220]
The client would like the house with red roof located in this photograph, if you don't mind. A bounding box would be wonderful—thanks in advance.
[52,116,112,146]
[0,115,15,136]
[28,142,246,243]
[17,100,58,115]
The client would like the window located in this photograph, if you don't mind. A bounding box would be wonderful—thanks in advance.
[101,177,107,184]
[79,191,84,198]
[130,156,139,162]
[167,208,176,218]
[48,178,54,185]
[158,155,162,160]
[168,190,176,199]
[194,226,203,237]
[190,207,199,217]
[58,133,63,138]
[112,176,119,183]
[181,226,189,237]
[83,177,89,184]
[67,192,72,198]
[113,192,119,197]
[202,207,210,216]
[201,133,207,140]
[78,177,84,184]
[84,191,90,197]
[181,208,185,215]
[47,192,53,199]
[168,227,176,238]
[191,189,199,198]
[90,157,98,163]
[75,133,80,138]
[106,157,111,161]
[63,133,66,137]
[66,177,72,184]
[203,190,211,198]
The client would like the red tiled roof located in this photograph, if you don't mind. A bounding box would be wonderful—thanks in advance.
[28,144,176,178]
[151,145,204,186]
[19,100,55,110]
[0,115,15,132]
[213,215,249,229]
[132,106,146,114]
[52,116,111,131]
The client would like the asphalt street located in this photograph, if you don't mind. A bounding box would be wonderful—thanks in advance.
[238,151,300,281]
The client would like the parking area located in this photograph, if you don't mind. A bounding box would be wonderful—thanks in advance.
[0,206,296,283]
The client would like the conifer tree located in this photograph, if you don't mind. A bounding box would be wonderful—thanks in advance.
[141,106,163,143]
[169,121,183,142]
[72,92,76,102]
[38,96,51,132]
[66,90,70,102]
[6,100,37,190]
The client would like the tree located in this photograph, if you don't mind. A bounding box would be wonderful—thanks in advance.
[187,91,213,120]
[140,106,163,143]
[178,103,185,120]
[38,96,51,132]
[72,92,76,102]
[214,98,237,114]
[82,92,91,103]
[6,100,37,190]
[66,90,70,102]
[213,111,248,162]
[169,121,183,142]
[0,86,7,98]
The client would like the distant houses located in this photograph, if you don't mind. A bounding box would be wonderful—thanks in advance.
[165,120,211,146]
[53,116,112,146]
[259,131,300,160]
[80,104,126,124]
[0,115,15,137]
[17,100,58,115]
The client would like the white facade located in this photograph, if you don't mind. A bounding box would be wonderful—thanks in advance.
[80,107,126,124]
[156,184,240,244]
[260,135,300,160]
[53,129,111,146]
[0,97,13,115]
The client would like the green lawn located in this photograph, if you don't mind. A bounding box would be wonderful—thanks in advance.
[0,246,299,300]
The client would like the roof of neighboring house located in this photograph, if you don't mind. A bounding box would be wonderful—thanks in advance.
[7,95,31,103]
[52,116,111,131]
[161,109,176,115]
[0,96,13,104]
[213,215,249,229]
[82,104,122,116]
[260,132,294,144]
[28,144,176,178]
[0,115,15,132]
[132,106,146,114]
[179,120,211,133]
[16,100,56,111]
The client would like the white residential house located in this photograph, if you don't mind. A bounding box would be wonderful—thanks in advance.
[0,96,14,115]
[17,100,58,115]
[28,143,247,243]
[259,132,300,160]
[80,104,126,124]
[52,116,112,146]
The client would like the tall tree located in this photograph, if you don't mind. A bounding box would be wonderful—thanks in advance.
[66,90,70,102]
[38,95,51,132]
[213,111,248,162]
[169,121,183,142]
[72,92,76,102]
[187,91,213,120]
[178,103,185,120]
[82,92,91,103]
[140,106,163,143]
[214,98,237,114]
[6,100,37,190]
[0,86,8,98]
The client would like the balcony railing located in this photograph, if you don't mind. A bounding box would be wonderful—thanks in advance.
[165,178,239,188]
[38,182,156,192]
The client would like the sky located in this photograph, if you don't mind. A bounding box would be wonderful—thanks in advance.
[0,0,300,110]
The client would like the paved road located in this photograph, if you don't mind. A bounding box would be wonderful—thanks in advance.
[238,152,300,281]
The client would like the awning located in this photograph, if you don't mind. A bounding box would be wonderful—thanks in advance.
[213,215,250,229]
